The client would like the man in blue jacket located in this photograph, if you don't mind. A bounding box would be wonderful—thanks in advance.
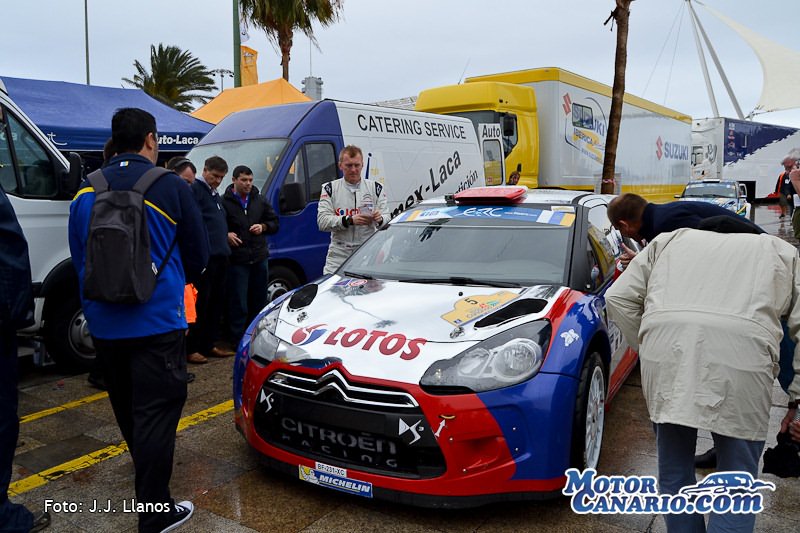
[68,108,209,533]
[1,187,50,532]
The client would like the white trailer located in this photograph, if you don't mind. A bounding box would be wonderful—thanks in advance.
[692,117,800,199]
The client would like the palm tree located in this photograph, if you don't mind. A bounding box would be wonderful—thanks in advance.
[601,0,635,194]
[240,0,344,81]
[123,44,217,112]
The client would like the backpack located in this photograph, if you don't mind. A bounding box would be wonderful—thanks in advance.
[83,167,175,304]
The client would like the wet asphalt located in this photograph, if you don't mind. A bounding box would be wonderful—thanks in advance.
[11,202,800,533]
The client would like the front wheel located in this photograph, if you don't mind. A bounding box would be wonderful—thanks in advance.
[44,291,95,372]
[570,352,607,470]
[267,265,300,302]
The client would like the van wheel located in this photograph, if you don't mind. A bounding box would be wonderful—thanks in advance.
[44,292,95,372]
[570,352,606,470]
[268,266,300,302]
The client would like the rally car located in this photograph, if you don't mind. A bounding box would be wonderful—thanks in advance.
[233,187,639,507]
[676,179,751,218]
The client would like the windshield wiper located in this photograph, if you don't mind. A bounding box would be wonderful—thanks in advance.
[401,276,521,288]
[342,271,374,280]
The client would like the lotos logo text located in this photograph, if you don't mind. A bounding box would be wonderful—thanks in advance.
[656,136,689,161]
[292,324,328,345]
[291,324,427,360]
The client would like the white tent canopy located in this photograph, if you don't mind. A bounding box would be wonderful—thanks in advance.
[701,1,800,115]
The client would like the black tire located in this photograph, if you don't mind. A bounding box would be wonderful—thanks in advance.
[569,352,607,470]
[44,291,95,372]
[267,265,300,302]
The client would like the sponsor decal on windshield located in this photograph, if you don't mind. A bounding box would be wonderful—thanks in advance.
[394,206,576,226]
[441,291,519,326]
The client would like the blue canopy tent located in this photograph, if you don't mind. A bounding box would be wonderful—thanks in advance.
[1,76,213,153]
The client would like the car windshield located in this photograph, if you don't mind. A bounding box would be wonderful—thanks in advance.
[682,184,737,198]
[340,204,573,286]
[187,138,289,192]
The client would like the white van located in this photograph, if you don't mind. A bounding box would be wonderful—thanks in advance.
[1,79,85,369]
[187,100,503,300]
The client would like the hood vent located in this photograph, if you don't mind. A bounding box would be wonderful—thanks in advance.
[288,284,318,310]
[474,299,548,328]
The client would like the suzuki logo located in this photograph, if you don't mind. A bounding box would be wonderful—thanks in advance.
[656,136,663,160]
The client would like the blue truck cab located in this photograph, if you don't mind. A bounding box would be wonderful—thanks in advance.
[187,99,493,299]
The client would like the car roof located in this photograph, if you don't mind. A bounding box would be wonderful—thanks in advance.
[688,179,737,185]
[416,188,609,208]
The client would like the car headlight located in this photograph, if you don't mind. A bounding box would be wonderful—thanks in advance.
[250,307,281,364]
[420,320,551,393]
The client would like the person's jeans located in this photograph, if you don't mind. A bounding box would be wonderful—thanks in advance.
[655,423,765,533]
[228,259,268,346]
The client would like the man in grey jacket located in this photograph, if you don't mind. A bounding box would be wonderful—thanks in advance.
[606,227,800,533]
[317,145,388,274]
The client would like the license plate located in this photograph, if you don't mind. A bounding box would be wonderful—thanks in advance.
[298,465,373,498]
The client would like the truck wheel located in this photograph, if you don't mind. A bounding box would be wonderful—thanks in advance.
[570,352,606,470]
[44,292,95,372]
[268,266,300,302]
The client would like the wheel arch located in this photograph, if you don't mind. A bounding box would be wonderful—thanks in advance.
[41,259,80,322]
[268,257,307,285]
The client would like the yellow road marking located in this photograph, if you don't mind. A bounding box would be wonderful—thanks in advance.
[19,392,109,424]
[10,400,234,496]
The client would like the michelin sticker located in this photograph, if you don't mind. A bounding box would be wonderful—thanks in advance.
[299,465,373,498]
[563,469,774,515]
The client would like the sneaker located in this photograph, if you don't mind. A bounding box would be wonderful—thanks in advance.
[160,501,194,533]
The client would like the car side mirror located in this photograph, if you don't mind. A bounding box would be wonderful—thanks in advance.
[279,181,306,214]
[61,152,83,197]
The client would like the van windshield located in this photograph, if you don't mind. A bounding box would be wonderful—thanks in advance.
[186,139,288,192]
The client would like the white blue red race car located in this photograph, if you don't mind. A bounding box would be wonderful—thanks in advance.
[676,179,751,218]
[233,187,638,507]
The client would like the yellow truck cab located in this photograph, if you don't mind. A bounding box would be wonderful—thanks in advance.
[416,68,692,202]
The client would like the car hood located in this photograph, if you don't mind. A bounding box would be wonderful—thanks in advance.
[268,275,565,383]
[678,197,742,211]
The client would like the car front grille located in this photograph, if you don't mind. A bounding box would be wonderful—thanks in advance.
[253,369,445,478]
[266,369,419,410]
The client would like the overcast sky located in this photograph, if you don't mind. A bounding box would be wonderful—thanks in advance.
[3,0,800,127]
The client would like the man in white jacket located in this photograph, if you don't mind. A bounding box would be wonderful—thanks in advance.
[317,145,388,274]
[606,227,800,533]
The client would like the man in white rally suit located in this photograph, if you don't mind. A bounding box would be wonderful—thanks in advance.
[318,145,388,274]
